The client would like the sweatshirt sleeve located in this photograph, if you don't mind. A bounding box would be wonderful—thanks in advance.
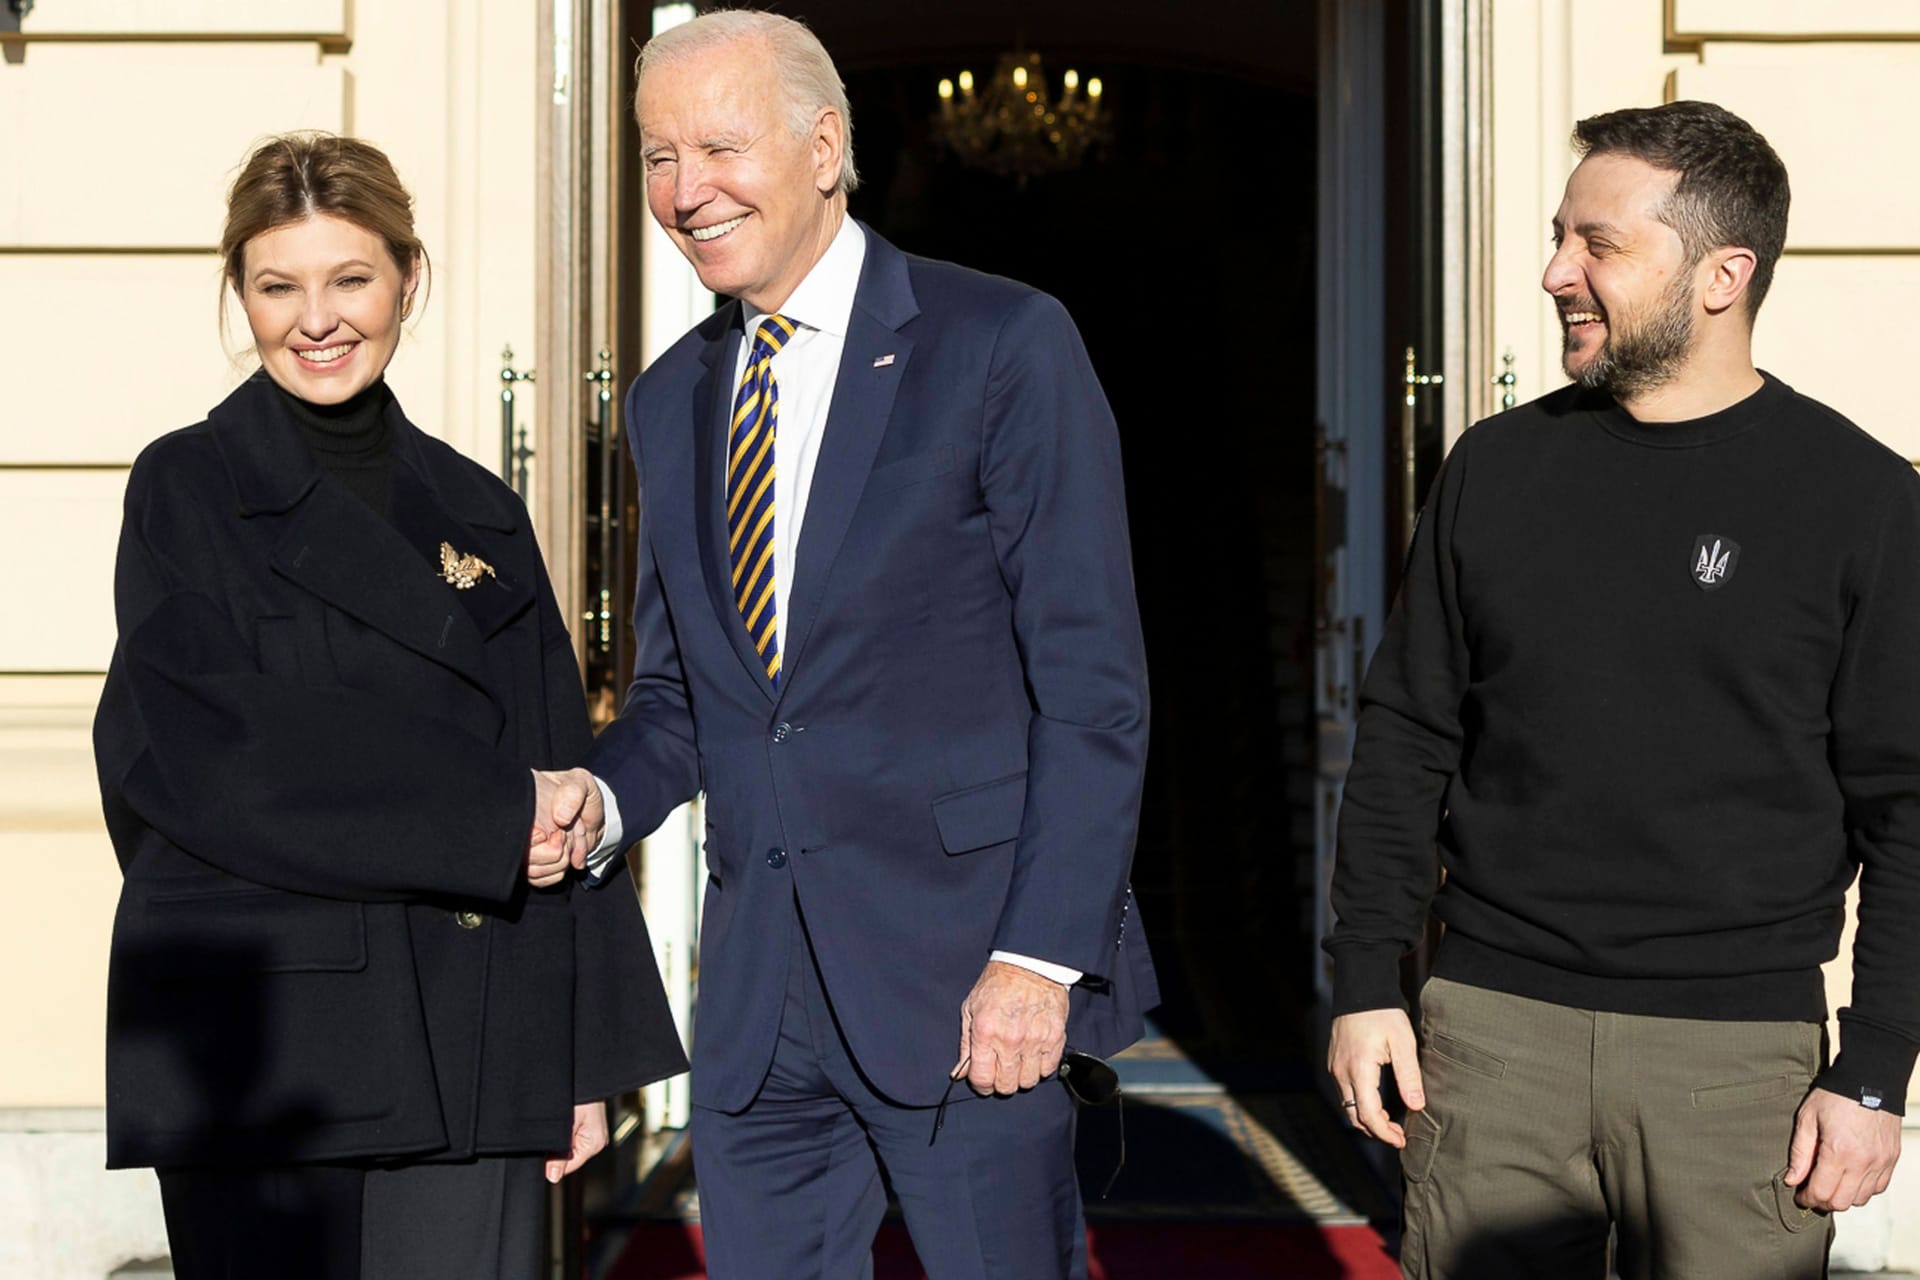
[1819,464,1920,1114]
[1322,433,1475,1016]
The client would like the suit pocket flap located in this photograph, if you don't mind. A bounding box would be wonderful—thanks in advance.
[931,772,1027,855]
[141,883,369,978]
[866,444,957,496]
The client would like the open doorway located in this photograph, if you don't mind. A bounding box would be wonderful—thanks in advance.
[580,1,1439,1258]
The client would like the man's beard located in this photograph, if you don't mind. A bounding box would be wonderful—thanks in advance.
[1563,272,1696,400]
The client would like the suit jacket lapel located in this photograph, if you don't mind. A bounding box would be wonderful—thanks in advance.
[690,305,780,704]
[778,229,920,694]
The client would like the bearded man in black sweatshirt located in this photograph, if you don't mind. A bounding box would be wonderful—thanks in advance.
[1324,100,1919,1280]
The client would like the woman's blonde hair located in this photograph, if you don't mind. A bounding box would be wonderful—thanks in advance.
[219,132,430,343]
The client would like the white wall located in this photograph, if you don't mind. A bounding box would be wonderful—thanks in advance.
[0,4,542,1274]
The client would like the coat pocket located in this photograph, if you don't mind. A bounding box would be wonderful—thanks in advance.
[139,880,368,978]
[930,771,1027,855]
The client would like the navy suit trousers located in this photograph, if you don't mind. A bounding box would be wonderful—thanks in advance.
[690,900,1087,1280]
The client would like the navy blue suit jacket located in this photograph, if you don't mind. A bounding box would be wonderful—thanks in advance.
[589,225,1157,1111]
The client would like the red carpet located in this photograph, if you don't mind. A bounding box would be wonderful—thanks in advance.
[601,1221,1399,1279]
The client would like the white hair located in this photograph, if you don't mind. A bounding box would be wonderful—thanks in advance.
[636,9,860,196]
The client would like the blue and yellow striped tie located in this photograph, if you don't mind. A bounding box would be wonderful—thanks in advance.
[728,315,795,686]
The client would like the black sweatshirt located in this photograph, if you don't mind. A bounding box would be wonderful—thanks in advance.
[1326,372,1920,1112]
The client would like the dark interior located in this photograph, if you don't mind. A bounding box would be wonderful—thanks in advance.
[814,1,1326,1068]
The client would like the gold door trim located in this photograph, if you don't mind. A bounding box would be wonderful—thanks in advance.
[1664,0,1920,52]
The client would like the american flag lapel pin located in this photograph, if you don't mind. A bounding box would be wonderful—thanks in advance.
[872,353,895,368]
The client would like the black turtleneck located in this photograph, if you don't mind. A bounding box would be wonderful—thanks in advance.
[1327,371,1920,1112]
[278,378,396,520]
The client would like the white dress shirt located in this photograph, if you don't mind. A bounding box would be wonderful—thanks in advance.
[589,216,1079,987]
[735,211,867,657]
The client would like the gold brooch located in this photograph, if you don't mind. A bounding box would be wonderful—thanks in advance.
[439,541,496,590]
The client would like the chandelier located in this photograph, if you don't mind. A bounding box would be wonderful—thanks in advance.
[935,50,1107,181]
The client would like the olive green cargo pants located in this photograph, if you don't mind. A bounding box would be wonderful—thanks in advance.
[1399,977,1832,1280]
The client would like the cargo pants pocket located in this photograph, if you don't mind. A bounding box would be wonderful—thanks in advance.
[1398,1108,1445,1277]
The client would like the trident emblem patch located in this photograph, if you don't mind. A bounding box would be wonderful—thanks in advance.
[1690,534,1739,592]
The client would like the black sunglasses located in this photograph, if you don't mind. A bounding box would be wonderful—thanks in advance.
[930,1049,1126,1199]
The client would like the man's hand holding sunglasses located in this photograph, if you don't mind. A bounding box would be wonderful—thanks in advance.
[952,960,1070,1095]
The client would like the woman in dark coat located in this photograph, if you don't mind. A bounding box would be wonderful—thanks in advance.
[92,132,685,1279]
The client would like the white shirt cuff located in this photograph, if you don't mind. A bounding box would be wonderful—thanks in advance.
[990,950,1082,987]
[582,777,626,880]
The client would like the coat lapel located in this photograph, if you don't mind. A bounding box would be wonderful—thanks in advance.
[690,305,780,703]
[387,460,534,642]
[268,482,498,698]
[777,229,920,695]
[211,372,532,705]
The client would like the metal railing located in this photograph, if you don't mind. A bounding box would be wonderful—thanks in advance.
[500,345,537,500]
[583,347,618,686]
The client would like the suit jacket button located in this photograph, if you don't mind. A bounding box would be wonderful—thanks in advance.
[765,847,788,869]
[771,722,792,743]
[455,910,484,929]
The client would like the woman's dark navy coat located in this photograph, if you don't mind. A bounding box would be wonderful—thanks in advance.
[94,372,685,1170]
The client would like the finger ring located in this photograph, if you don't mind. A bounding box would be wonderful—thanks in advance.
[1341,1100,1358,1109]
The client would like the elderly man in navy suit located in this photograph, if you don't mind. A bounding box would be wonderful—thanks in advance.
[548,10,1155,1278]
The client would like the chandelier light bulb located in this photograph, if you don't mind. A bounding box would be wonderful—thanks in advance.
[931,48,1109,180]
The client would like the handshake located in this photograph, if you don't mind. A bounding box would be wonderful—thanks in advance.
[526,767,608,888]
